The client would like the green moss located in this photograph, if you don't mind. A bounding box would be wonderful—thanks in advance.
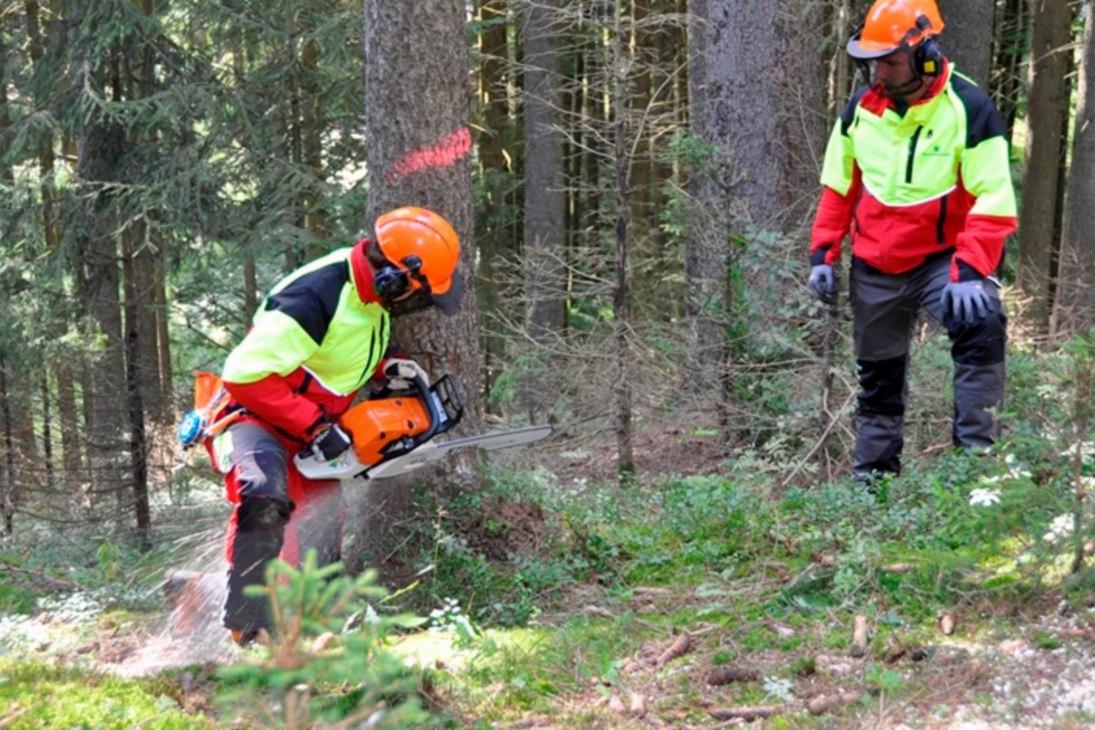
[0,659,211,729]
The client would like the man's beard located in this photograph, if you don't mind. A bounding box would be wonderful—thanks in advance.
[882,76,924,100]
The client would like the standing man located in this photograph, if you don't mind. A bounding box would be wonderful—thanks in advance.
[807,0,1017,481]
[211,206,463,644]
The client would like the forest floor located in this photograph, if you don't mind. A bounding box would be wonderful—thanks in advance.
[4,426,1095,727]
[3,574,1095,728]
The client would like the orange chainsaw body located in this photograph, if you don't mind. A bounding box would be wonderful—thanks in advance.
[338,395,431,468]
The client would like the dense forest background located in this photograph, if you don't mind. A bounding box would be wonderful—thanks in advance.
[2,0,1093,546]
[5,0,1095,724]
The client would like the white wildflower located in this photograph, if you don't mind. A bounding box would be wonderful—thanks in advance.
[1043,513,1077,543]
[969,488,1002,507]
[762,676,795,703]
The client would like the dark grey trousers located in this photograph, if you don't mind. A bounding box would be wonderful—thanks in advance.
[849,255,1006,478]
[222,422,343,635]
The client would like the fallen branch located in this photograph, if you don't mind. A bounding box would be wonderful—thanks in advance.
[850,615,869,658]
[709,706,779,722]
[765,619,796,639]
[583,605,615,619]
[2,563,82,593]
[655,631,691,668]
[706,666,759,686]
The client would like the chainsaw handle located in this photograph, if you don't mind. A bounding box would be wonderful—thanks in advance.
[411,373,445,445]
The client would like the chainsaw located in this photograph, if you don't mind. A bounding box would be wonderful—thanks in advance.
[293,373,552,481]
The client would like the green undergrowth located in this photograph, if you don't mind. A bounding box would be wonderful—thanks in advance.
[413,431,1095,722]
[0,658,212,729]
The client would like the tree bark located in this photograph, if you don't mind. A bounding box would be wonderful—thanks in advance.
[939,0,995,88]
[612,0,636,481]
[301,18,330,259]
[686,0,732,390]
[41,375,54,492]
[1017,0,1074,336]
[522,0,567,420]
[1053,0,1095,336]
[122,232,152,548]
[705,0,828,233]
[0,357,15,534]
[153,258,173,413]
[476,0,512,408]
[991,0,1031,140]
[360,0,480,573]
[56,360,82,487]
[74,51,128,510]
[24,0,59,253]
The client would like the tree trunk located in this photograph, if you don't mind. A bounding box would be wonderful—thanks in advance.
[122,232,152,548]
[612,0,636,482]
[301,23,329,259]
[132,228,163,421]
[939,0,995,88]
[476,0,512,409]
[24,0,59,253]
[686,0,732,391]
[360,0,480,573]
[991,0,1031,140]
[41,375,54,492]
[522,0,567,420]
[153,258,173,413]
[56,360,82,488]
[0,358,15,534]
[1017,0,1073,336]
[75,54,128,510]
[1053,0,1095,336]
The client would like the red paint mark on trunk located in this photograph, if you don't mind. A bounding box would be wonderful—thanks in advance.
[387,127,472,184]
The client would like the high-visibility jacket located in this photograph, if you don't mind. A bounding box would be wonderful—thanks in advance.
[221,241,391,441]
[811,61,1017,281]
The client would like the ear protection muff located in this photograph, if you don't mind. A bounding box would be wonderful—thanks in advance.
[914,36,943,76]
[374,255,428,302]
[912,14,943,76]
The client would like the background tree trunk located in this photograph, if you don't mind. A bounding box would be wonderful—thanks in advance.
[1053,0,1095,336]
[611,0,636,481]
[1017,0,1074,336]
[476,0,514,408]
[939,0,996,88]
[74,56,128,513]
[358,0,480,575]
[122,233,151,546]
[0,358,14,534]
[991,0,1031,140]
[522,0,567,421]
[685,0,731,391]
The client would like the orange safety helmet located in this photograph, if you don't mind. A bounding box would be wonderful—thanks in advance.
[847,0,944,60]
[373,206,463,316]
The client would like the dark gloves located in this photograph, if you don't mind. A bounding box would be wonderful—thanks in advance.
[808,264,838,305]
[942,279,995,325]
[308,423,353,461]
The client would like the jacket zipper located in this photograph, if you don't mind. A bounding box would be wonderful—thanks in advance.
[905,125,923,184]
[936,195,949,244]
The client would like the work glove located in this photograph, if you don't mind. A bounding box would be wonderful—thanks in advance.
[308,422,353,461]
[941,279,995,326]
[382,358,429,390]
[808,264,838,305]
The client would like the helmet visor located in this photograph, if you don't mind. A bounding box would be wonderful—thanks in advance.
[847,34,902,59]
